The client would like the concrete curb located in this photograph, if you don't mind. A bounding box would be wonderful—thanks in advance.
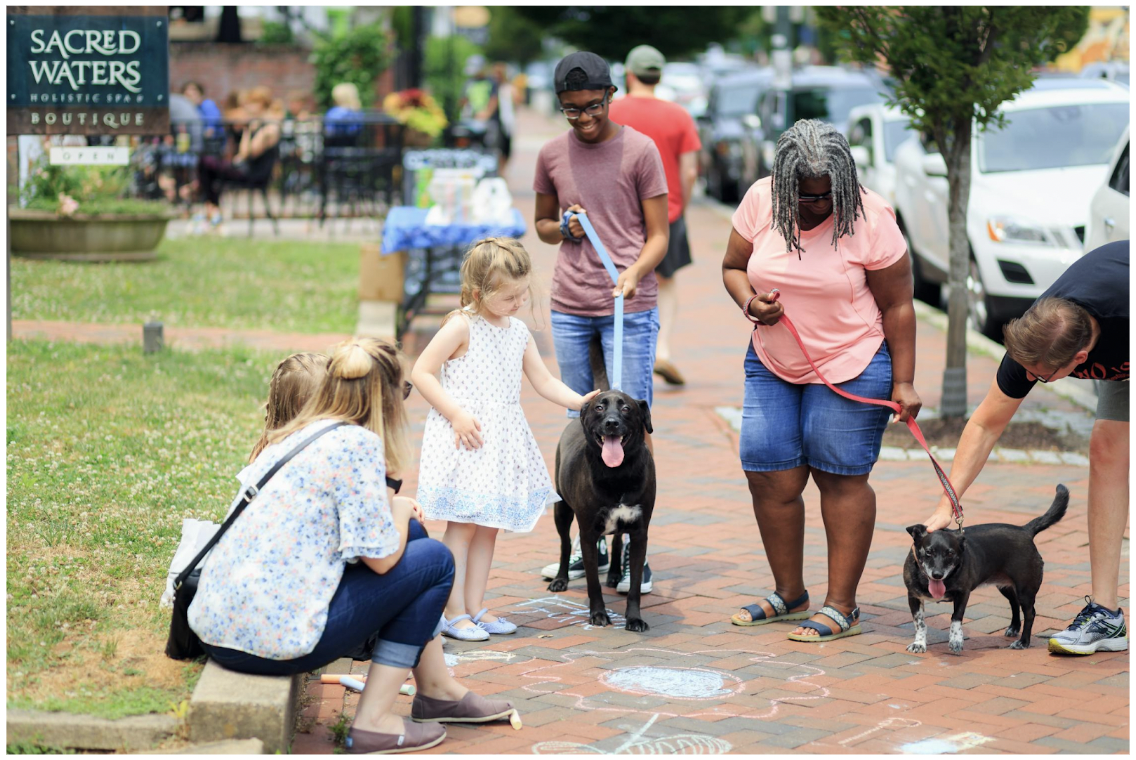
[145,738,266,754]
[6,708,177,752]
[187,659,302,754]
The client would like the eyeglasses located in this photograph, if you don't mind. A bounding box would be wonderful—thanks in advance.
[560,95,608,120]
[1028,367,1059,384]
[798,190,833,203]
[403,381,414,400]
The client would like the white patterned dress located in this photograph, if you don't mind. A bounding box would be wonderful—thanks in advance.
[416,313,558,532]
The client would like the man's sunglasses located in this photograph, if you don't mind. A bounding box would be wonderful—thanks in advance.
[1028,367,1059,384]
[798,190,833,203]
[560,94,608,120]
[403,381,414,399]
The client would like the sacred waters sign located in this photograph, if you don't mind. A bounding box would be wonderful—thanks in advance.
[7,6,169,135]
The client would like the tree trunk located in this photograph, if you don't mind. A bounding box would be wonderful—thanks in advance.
[941,118,973,418]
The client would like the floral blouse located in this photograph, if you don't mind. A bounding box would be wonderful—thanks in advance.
[188,420,400,660]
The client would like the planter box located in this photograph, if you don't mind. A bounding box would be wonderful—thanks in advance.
[9,208,172,262]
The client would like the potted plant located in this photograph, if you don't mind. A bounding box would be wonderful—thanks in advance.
[9,159,173,261]
[383,89,448,147]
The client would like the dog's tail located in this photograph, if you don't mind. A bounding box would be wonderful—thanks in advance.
[589,335,610,391]
[1024,484,1069,537]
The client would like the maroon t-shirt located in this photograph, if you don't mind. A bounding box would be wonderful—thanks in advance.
[533,126,668,316]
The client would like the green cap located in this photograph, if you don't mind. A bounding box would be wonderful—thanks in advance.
[625,45,666,77]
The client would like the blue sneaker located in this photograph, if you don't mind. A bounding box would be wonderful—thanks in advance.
[1048,596,1128,655]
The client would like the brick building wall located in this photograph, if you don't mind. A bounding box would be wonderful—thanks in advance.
[169,43,397,110]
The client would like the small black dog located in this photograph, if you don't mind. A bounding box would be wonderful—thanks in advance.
[547,389,655,632]
[904,484,1068,654]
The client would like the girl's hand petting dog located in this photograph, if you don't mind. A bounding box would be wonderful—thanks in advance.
[452,410,483,450]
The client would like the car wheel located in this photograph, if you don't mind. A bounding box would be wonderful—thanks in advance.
[966,256,1002,339]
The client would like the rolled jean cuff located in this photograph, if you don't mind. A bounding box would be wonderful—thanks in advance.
[371,639,423,669]
[432,614,445,638]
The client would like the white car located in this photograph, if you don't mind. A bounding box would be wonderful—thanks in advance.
[846,103,916,208]
[1084,126,1130,251]
[893,80,1130,336]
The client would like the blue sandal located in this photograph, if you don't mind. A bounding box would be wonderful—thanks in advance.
[786,605,862,642]
[731,590,810,627]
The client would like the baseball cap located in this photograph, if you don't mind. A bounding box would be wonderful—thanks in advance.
[625,45,666,77]
[554,52,614,94]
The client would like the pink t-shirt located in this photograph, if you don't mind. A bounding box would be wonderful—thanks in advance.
[732,176,908,385]
[533,126,668,316]
[608,96,702,223]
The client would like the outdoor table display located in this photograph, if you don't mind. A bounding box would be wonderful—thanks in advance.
[378,204,526,338]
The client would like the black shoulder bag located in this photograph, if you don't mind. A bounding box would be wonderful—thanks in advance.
[165,422,346,660]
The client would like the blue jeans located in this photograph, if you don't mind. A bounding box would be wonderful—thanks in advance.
[740,340,893,476]
[551,308,659,417]
[201,521,453,674]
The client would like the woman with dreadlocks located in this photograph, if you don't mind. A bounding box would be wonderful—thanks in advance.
[722,119,921,641]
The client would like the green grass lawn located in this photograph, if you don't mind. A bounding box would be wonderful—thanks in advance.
[11,236,362,334]
[7,339,281,719]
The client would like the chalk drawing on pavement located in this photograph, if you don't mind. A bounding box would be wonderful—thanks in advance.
[836,717,922,748]
[516,595,628,630]
[902,732,993,754]
[443,650,519,667]
[600,666,743,701]
[532,713,733,755]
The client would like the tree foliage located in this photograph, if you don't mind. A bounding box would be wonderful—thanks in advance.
[310,22,395,110]
[816,6,1090,416]
[483,7,545,65]
[513,7,750,61]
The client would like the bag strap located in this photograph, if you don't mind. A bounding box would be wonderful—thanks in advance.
[174,421,347,590]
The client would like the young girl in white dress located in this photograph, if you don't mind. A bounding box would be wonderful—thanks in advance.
[412,237,598,641]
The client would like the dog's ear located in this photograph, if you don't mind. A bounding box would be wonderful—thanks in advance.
[637,399,653,435]
[956,531,966,551]
[906,524,927,544]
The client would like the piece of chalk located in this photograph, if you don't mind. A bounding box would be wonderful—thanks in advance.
[400,684,416,696]
[320,674,350,684]
[340,676,367,691]
[510,710,522,730]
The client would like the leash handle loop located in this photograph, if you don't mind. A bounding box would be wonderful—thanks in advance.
[764,290,964,527]
[566,211,624,391]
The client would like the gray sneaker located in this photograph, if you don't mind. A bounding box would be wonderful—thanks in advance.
[1048,597,1128,655]
[540,536,609,580]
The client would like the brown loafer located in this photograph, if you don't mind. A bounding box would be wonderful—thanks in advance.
[653,359,686,386]
[345,719,446,754]
[411,690,515,723]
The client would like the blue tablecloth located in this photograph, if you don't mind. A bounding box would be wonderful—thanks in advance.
[380,206,527,255]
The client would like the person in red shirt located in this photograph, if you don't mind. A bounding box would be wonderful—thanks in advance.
[609,45,702,387]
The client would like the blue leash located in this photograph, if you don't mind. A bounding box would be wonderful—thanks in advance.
[564,210,624,390]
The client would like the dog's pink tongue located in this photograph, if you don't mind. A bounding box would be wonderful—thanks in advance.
[928,579,947,599]
[601,436,625,468]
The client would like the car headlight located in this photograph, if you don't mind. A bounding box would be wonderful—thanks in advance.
[986,216,1056,247]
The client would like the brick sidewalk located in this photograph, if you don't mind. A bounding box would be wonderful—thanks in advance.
[14,104,1127,754]
[290,107,1128,754]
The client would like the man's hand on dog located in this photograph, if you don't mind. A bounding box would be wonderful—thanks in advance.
[891,382,922,424]
[923,497,957,533]
[748,291,784,325]
[452,411,483,450]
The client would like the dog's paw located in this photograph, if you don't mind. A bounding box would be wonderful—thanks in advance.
[906,641,927,654]
[605,573,621,589]
[1004,625,1021,638]
[948,640,964,655]
[1009,639,1029,650]
[589,610,612,627]
[547,578,568,592]
[625,618,650,633]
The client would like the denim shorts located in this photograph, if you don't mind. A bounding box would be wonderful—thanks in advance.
[740,340,893,476]
[551,307,659,417]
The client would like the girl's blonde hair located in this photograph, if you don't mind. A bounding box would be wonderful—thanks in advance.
[332,82,362,111]
[445,237,536,325]
[263,339,412,476]
[250,352,330,463]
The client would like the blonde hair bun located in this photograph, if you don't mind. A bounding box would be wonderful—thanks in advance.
[333,342,374,380]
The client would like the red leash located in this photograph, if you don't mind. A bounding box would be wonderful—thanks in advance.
[761,290,964,529]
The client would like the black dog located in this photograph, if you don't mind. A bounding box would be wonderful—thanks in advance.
[903,484,1069,654]
[547,389,655,632]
